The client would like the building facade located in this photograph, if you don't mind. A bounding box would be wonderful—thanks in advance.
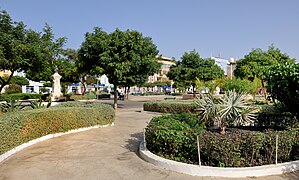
[148,56,176,83]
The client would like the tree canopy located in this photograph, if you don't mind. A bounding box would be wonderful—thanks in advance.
[78,27,159,108]
[234,45,295,81]
[267,62,299,115]
[56,49,80,84]
[168,50,224,92]
[0,10,65,92]
[1,75,29,86]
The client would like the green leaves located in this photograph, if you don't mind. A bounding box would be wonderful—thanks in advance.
[267,62,299,115]
[168,50,224,91]
[195,90,257,128]
[0,9,66,90]
[0,102,115,155]
[234,45,295,81]
[78,27,159,107]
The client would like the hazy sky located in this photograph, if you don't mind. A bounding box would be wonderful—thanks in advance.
[1,0,299,61]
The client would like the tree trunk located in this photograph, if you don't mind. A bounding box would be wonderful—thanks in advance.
[193,86,196,98]
[219,125,226,135]
[0,71,14,93]
[80,78,86,95]
[127,86,130,100]
[113,84,118,109]
[261,80,267,99]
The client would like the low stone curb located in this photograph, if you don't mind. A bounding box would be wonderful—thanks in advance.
[139,141,299,178]
[0,123,114,163]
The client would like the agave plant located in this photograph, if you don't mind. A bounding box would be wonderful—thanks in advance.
[30,99,52,109]
[195,90,257,134]
[0,99,23,113]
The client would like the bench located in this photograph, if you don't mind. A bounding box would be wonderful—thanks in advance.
[164,97,176,100]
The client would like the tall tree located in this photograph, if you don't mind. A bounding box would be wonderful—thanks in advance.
[168,50,224,96]
[0,10,65,92]
[78,28,159,109]
[234,45,295,82]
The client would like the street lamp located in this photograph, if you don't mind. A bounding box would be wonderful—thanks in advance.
[229,58,235,80]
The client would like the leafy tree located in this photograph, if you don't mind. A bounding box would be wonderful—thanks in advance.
[234,45,295,83]
[168,50,224,96]
[0,10,65,92]
[56,49,81,85]
[1,75,29,86]
[120,56,161,98]
[267,62,299,115]
[221,78,252,93]
[78,28,159,109]
[249,76,262,100]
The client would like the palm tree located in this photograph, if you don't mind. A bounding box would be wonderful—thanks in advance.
[195,90,257,134]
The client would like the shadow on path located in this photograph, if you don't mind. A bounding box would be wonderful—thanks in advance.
[125,132,143,156]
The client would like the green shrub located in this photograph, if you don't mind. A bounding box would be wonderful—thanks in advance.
[4,84,22,94]
[146,113,205,164]
[0,102,115,155]
[146,114,299,167]
[171,93,183,96]
[71,94,97,100]
[97,93,110,99]
[255,105,298,129]
[256,112,297,129]
[140,92,165,96]
[143,101,196,114]
[199,129,298,167]
[0,93,42,101]
[221,78,252,93]
[267,62,299,115]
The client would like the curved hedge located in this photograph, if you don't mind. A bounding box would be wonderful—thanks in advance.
[0,102,114,155]
[146,114,299,167]
[143,101,196,114]
[0,93,42,101]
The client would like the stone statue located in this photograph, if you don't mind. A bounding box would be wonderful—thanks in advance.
[51,72,63,101]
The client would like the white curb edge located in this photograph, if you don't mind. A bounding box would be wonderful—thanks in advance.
[0,123,114,163]
[139,141,299,178]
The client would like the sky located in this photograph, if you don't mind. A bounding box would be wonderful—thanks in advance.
[1,0,299,61]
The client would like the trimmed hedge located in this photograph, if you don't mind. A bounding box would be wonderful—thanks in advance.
[97,93,110,99]
[143,101,196,114]
[0,93,42,101]
[0,102,114,155]
[255,112,298,129]
[145,113,205,164]
[146,114,299,167]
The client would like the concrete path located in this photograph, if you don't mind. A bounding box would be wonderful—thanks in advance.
[0,97,298,180]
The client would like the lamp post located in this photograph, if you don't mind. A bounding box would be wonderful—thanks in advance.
[229,58,235,80]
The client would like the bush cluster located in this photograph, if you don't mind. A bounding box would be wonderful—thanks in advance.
[146,113,205,164]
[254,105,298,129]
[255,112,297,130]
[0,93,42,101]
[4,84,22,94]
[200,129,299,167]
[267,63,299,115]
[0,102,115,155]
[97,93,110,99]
[143,101,196,114]
[146,114,299,167]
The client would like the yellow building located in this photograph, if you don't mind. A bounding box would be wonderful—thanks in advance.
[0,70,12,77]
[148,56,176,82]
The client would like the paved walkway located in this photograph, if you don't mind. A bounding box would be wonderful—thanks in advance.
[0,97,298,180]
